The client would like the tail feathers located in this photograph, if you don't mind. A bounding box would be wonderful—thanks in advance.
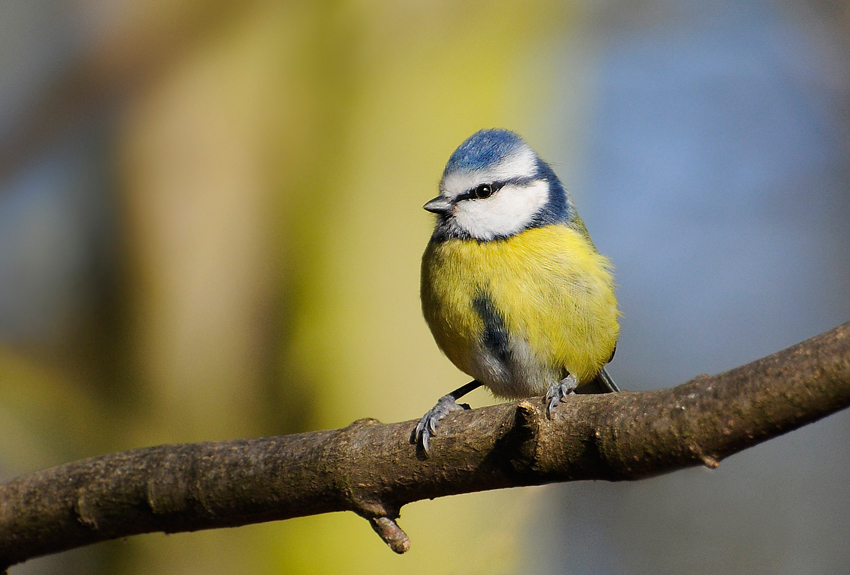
[575,367,620,394]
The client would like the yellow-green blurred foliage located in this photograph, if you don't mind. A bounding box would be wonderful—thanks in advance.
[1,1,585,574]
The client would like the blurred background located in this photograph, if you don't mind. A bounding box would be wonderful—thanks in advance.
[1,0,849,574]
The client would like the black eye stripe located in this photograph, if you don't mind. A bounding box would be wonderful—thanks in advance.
[454,177,541,203]
[456,181,505,202]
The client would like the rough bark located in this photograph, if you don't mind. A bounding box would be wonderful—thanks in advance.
[1,323,849,570]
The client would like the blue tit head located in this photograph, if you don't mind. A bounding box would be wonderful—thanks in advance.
[425,129,579,242]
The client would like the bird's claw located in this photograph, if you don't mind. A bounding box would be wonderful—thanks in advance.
[545,374,578,418]
[411,394,470,453]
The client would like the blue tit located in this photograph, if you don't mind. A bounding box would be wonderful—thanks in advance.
[412,129,620,452]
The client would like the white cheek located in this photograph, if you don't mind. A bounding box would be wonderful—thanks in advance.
[452,180,549,240]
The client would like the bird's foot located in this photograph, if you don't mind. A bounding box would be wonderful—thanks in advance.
[545,374,578,418]
[410,394,470,453]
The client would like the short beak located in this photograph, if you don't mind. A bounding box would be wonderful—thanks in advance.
[423,196,453,214]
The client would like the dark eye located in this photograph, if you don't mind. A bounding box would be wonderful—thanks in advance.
[473,183,495,199]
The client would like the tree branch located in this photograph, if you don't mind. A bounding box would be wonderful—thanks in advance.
[1,323,849,569]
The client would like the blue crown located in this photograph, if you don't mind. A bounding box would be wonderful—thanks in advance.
[443,129,527,176]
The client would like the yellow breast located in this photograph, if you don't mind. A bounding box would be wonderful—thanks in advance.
[421,225,619,397]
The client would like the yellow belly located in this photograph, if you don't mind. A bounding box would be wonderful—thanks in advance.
[421,225,619,398]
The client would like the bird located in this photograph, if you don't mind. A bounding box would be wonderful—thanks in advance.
[412,129,620,453]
